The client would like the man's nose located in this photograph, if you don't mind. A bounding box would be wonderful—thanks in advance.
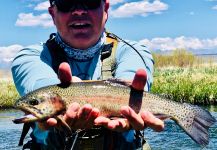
[71,4,88,15]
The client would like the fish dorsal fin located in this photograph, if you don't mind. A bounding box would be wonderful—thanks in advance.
[105,78,131,87]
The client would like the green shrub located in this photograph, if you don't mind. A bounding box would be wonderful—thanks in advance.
[152,49,204,68]
[0,80,20,108]
[152,66,217,105]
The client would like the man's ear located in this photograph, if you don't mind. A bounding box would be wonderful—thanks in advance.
[48,7,56,25]
[104,0,110,13]
[104,0,109,22]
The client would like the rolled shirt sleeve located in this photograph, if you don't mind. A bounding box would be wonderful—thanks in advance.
[11,44,60,96]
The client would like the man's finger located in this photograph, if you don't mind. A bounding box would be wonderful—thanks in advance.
[71,76,82,82]
[94,116,111,126]
[85,108,100,129]
[73,104,93,128]
[47,118,58,126]
[107,119,130,132]
[131,69,147,90]
[58,62,72,83]
[141,111,164,132]
[121,106,144,131]
[63,102,80,127]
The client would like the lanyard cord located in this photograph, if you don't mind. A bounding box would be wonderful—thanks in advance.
[106,32,149,68]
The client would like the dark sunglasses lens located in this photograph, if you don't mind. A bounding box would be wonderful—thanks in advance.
[55,0,102,12]
[85,0,102,9]
[55,0,73,12]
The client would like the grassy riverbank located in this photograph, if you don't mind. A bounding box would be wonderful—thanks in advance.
[151,49,217,105]
[151,66,217,105]
[0,79,19,108]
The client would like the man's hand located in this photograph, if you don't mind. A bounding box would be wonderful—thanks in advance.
[47,62,164,132]
[47,62,98,129]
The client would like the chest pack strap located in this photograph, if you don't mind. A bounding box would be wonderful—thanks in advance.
[46,33,68,74]
[46,32,119,77]
[100,32,119,79]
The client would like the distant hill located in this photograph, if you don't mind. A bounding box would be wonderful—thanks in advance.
[152,49,217,56]
[190,49,217,56]
[0,60,12,70]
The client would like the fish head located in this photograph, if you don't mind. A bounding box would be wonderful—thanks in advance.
[13,91,66,124]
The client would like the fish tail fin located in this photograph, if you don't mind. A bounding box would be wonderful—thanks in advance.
[176,104,216,146]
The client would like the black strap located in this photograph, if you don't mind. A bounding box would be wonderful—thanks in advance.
[46,33,69,74]
[100,43,113,61]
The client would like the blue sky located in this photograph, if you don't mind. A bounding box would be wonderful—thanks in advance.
[0,0,217,63]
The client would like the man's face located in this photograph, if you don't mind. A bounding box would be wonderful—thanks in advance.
[49,0,109,49]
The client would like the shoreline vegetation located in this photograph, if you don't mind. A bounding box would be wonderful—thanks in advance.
[152,49,217,105]
[0,49,217,108]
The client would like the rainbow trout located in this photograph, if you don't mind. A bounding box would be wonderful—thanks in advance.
[13,79,216,146]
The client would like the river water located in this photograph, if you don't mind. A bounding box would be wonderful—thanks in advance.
[0,109,216,150]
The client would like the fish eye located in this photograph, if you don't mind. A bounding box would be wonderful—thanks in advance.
[29,99,39,105]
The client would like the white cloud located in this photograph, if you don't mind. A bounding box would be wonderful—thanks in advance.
[0,45,24,62]
[189,11,195,15]
[110,0,124,5]
[110,0,168,18]
[34,1,50,11]
[139,36,217,51]
[15,13,53,28]
[212,5,217,10]
[206,0,217,1]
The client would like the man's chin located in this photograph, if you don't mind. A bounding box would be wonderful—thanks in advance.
[69,35,96,49]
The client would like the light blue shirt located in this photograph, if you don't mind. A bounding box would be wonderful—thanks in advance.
[11,36,154,147]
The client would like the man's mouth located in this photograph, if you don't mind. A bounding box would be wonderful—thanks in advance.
[70,22,91,29]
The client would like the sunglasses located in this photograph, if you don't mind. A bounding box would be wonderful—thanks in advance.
[51,0,103,12]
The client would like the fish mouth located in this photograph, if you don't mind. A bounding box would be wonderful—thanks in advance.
[13,114,38,124]
[13,103,65,124]
[13,104,46,124]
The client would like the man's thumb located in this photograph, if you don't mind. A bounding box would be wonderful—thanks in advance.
[58,62,72,83]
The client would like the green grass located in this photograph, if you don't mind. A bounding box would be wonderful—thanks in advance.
[151,66,217,105]
[152,49,215,68]
[0,79,20,108]
[151,49,217,105]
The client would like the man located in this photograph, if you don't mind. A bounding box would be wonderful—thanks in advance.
[12,0,164,149]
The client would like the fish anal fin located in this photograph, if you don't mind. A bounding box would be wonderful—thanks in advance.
[154,114,171,120]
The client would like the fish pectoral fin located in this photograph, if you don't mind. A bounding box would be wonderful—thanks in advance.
[56,115,72,135]
[154,114,171,120]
